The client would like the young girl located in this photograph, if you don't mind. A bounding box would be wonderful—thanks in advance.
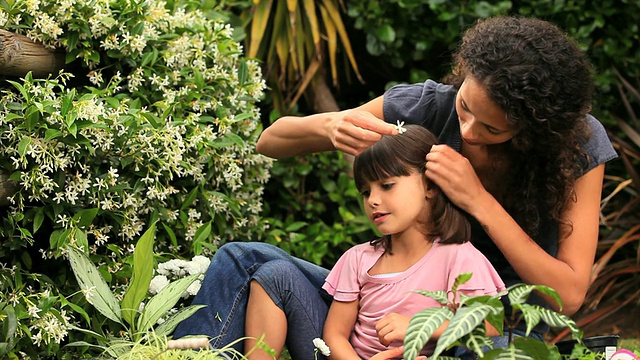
[322,124,505,359]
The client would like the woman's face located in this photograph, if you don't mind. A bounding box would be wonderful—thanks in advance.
[455,76,516,146]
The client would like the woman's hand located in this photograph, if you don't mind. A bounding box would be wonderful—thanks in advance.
[375,313,411,347]
[328,109,397,156]
[424,144,488,214]
[369,347,427,360]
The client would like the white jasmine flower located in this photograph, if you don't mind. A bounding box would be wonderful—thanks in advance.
[395,120,407,134]
[313,338,331,357]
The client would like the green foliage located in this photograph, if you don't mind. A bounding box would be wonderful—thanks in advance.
[262,151,375,266]
[0,0,270,356]
[65,225,204,356]
[404,274,586,360]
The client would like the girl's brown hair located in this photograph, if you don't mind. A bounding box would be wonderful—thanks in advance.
[353,124,470,252]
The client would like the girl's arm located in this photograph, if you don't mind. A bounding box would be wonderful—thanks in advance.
[256,97,396,158]
[323,299,361,360]
[426,144,604,315]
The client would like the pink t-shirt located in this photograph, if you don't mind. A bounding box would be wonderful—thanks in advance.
[322,240,506,359]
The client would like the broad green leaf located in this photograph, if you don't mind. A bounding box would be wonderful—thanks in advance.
[154,304,206,337]
[404,307,453,360]
[66,247,122,324]
[537,307,581,339]
[72,208,99,228]
[412,289,449,305]
[507,283,562,310]
[433,304,493,358]
[491,344,536,359]
[458,326,494,357]
[513,336,553,359]
[137,274,200,333]
[121,223,156,328]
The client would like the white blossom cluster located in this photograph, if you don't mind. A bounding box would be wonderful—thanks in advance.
[0,0,273,260]
[1,264,73,348]
[149,255,211,299]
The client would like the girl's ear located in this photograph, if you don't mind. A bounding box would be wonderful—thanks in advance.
[424,178,438,199]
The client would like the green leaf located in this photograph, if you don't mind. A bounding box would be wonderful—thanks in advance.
[285,221,306,232]
[238,59,248,86]
[192,221,212,245]
[537,306,582,338]
[404,307,453,360]
[1,306,17,343]
[490,344,536,359]
[154,304,206,337]
[17,137,31,157]
[121,223,156,329]
[66,247,122,324]
[180,187,199,210]
[72,208,99,228]
[137,274,200,332]
[44,128,63,141]
[512,336,553,359]
[412,289,449,305]
[433,304,493,358]
[33,208,44,233]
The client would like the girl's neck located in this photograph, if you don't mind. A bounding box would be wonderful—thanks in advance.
[369,233,434,275]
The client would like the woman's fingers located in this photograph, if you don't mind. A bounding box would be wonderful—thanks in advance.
[331,111,398,155]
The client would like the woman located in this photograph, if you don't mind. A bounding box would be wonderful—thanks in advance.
[174,16,617,358]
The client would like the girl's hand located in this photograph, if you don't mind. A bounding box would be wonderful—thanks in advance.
[328,110,397,156]
[375,313,411,346]
[424,144,488,213]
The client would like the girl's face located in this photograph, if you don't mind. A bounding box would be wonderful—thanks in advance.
[360,170,430,237]
[456,76,516,146]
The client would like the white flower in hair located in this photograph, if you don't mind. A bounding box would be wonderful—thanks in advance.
[395,120,407,134]
[313,338,331,357]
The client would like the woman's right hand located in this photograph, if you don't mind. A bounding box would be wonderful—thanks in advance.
[328,109,397,156]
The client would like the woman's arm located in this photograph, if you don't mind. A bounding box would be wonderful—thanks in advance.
[426,144,605,315]
[256,97,396,158]
[324,300,361,360]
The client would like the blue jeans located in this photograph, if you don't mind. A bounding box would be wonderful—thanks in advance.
[173,242,331,359]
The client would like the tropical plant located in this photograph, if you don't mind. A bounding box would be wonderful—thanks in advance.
[233,0,363,114]
[64,223,204,355]
[403,273,587,360]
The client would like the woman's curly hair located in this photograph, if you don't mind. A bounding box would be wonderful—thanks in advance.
[444,16,593,237]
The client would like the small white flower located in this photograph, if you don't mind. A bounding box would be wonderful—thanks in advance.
[395,120,407,134]
[313,337,331,357]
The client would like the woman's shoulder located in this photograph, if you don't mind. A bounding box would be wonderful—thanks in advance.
[582,114,618,173]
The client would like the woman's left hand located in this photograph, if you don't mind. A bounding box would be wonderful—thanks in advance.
[424,144,488,213]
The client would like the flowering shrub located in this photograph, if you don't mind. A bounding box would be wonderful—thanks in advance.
[0,0,270,357]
